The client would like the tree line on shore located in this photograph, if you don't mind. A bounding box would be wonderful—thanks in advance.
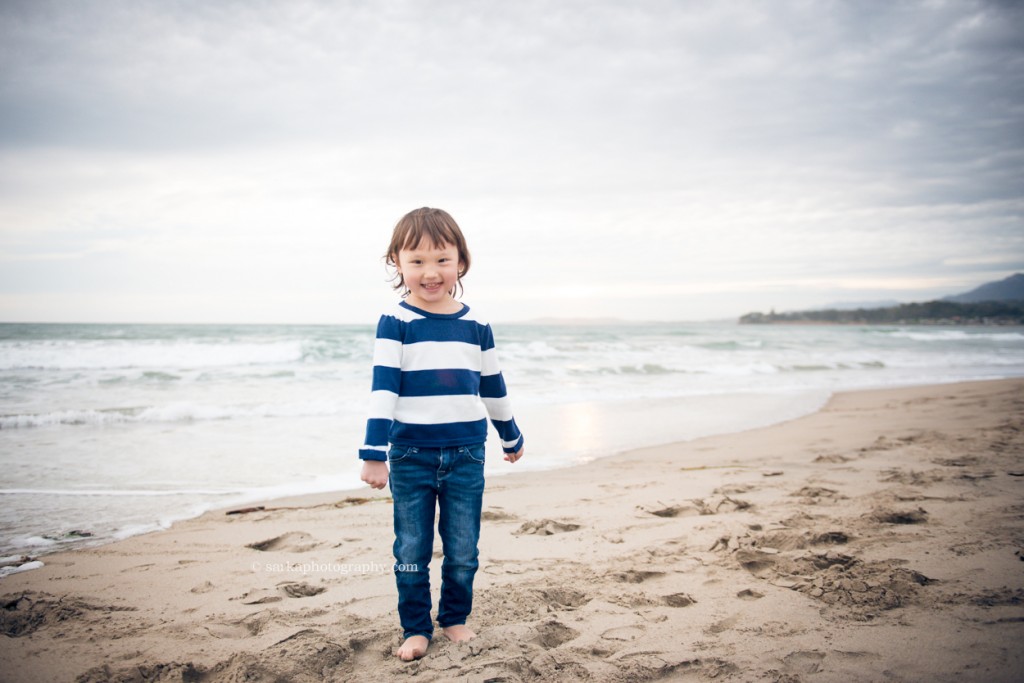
[739,300,1024,325]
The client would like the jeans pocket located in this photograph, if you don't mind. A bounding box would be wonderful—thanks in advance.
[461,443,485,464]
[388,445,418,463]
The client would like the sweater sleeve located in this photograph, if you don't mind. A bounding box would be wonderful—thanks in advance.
[359,314,402,461]
[478,324,525,454]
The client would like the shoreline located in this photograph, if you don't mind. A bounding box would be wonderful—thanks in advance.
[1,386,837,562]
[231,375,1012,513]
[2,378,1023,681]
[4,318,1022,565]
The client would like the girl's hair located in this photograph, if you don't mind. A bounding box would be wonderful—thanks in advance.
[385,207,471,298]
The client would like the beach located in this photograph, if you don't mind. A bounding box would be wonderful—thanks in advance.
[1,378,1022,681]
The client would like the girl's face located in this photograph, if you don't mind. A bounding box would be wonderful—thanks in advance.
[395,240,462,312]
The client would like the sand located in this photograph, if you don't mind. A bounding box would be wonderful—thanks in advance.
[2,379,1023,682]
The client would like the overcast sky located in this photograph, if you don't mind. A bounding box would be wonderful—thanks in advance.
[1,0,1022,323]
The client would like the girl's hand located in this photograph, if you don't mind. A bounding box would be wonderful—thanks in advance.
[504,447,524,464]
[361,460,390,489]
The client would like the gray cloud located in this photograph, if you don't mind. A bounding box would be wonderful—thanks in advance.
[1,0,1021,321]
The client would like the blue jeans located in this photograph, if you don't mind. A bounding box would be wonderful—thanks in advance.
[387,443,485,640]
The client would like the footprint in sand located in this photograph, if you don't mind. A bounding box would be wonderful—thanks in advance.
[532,620,579,648]
[535,586,591,608]
[814,453,853,463]
[610,569,666,584]
[734,548,782,576]
[204,609,275,638]
[234,581,326,604]
[609,591,660,608]
[933,456,981,467]
[869,507,928,525]
[782,650,826,674]
[601,624,646,641]
[246,531,320,552]
[277,581,326,598]
[661,592,697,607]
[719,528,840,563]
[880,469,945,485]
[513,519,581,536]
[813,531,851,545]
[957,470,996,482]
[237,588,282,605]
[697,496,753,515]
[481,508,519,522]
[646,496,751,517]
[707,614,739,634]
[643,503,699,518]
[790,486,845,504]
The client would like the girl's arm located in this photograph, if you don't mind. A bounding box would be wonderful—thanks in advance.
[479,324,525,457]
[359,314,402,463]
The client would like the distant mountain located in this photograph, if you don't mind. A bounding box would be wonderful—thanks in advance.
[943,273,1024,303]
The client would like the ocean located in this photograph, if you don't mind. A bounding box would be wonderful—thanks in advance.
[2,321,1023,561]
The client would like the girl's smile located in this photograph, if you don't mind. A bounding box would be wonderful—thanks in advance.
[396,240,463,313]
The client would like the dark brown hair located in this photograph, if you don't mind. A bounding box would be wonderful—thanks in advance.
[385,207,471,298]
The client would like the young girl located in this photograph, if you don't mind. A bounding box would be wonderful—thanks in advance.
[359,207,525,661]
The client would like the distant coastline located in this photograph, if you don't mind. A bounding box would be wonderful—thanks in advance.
[741,272,1024,325]
[740,299,1024,325]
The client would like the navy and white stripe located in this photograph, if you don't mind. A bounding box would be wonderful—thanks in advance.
[359,301,525,461]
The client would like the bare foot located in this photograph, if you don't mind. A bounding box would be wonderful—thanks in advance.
[442,624,476,642]
[396,635,429,661]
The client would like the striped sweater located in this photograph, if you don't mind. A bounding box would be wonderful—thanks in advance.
[359,301,525,461]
